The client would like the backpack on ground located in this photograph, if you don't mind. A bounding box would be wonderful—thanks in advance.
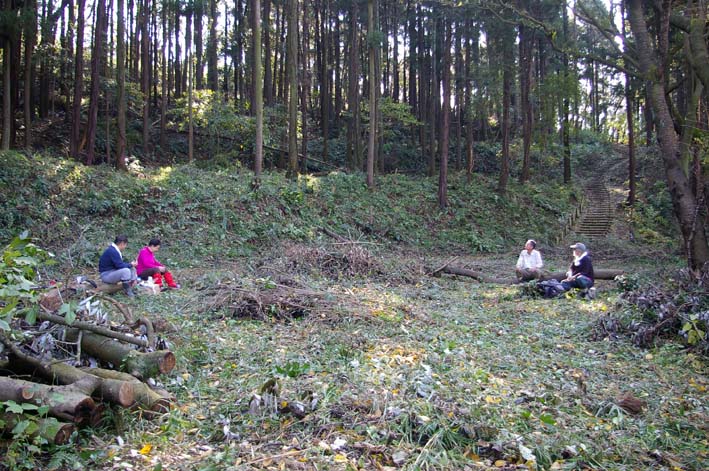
[538,279,567,298]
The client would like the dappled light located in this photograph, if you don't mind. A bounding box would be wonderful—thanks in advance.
[151,166,175,183]
[1,0,708,468]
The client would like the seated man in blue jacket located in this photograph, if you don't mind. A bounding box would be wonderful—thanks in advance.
[98,235,138,297]
[561,242,594,291]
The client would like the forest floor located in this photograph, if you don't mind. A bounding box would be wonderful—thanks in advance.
[73,236,707,471]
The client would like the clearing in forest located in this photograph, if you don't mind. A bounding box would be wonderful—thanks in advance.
[63,238,707,471]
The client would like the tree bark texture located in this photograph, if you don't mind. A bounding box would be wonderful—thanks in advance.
[85,0,106,165]
[626,0,709,270]
[69,0,86,158]
[286,0,298,178]
[65,329,175,379]
[1,413,75,444]
[439,265,624,285]
[0,376,99,424]
[253,0,263,182]
[9,354,136,408]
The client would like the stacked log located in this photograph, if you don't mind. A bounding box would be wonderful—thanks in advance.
[0,287,176,443]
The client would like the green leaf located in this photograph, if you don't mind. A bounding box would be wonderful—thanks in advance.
[539,414,556,426]
[11,419,31,437]
[25,306,38,325]
[0,319,10,331]
[4,401,24,414]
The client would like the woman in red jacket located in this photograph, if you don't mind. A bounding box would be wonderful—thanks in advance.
[136,238,180,289]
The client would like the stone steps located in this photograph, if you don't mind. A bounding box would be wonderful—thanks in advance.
[574,180,613,238]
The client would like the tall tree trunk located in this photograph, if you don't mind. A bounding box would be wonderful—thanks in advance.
[620,1,634,205]
[497,32,513,193]
[562,0,571,184]
[374,0,382,173]
[407,2,416,116]
[263,0,272,105]
[366,0,377,188]
[626,0,709,270]
[23,0,37,149]
[116,0,127,170]
[39,0,54,119]
[454,23,462,170]
[159,0,167,148]
[438,22,451,209]
[465,19,475,183]
[70,0,86,158]
[319,0,330,162]
[233,0,242,100]
[194,0,203,89]
[273,2,283,101]
[187,12,194,163]
[183,7,192,96]
[85,0,106,165]
[427,20,437,178]
[141,0,150,153]
[300,0,310,172]
[253,0,263,183]
[392,4,399,102]
[333,13,342,135]
[286,0,298,178]
[223,0,229,99]
[625,80,636,205]
[519,22,533,183]
[346,1,361,171]
[207,0,218,91]
[1,34,10,151]
[174,0,182,97]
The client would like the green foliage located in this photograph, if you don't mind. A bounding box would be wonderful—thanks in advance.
[274,360,311,378]
[0,400,71,470]
[169,90,255,164]
[0,231,52,331]
[0,152,579,265]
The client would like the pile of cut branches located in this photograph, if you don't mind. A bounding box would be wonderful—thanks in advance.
[196,278,335,320]
[593,268,709,351]
[284,232,382,279]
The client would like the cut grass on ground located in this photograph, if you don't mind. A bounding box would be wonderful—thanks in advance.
[69,246,708,471]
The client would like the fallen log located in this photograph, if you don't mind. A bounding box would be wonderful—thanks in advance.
[8,355,136,408]
[0,376,98,424]
[542,269,625,281]
[1,413,75,445]
[81,367,172,413]
[38,309,149,348]
[97,281,124,295]
[439,266,625,284]
[65,329,175,379]
[439,266,513,284]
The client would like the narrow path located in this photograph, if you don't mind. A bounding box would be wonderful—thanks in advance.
[574,178,613,239]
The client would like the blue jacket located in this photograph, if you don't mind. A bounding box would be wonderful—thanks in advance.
[99,245,132,272]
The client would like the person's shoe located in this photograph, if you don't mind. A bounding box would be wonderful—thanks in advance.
[122,281,135,297]
[168,284,180,290]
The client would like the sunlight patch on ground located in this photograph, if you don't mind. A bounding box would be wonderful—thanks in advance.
[151,166,174,183]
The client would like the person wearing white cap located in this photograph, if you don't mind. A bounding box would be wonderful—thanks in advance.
[562,242,594,291]
[515,239,544,281]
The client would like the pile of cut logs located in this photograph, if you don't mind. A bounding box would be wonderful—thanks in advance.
[0,282,175,445]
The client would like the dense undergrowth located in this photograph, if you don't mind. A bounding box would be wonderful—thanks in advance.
[0,150,578,269]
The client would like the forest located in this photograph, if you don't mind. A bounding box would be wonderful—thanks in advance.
[0,0,708,470]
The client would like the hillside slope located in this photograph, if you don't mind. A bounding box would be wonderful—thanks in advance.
[1,151,578,268]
